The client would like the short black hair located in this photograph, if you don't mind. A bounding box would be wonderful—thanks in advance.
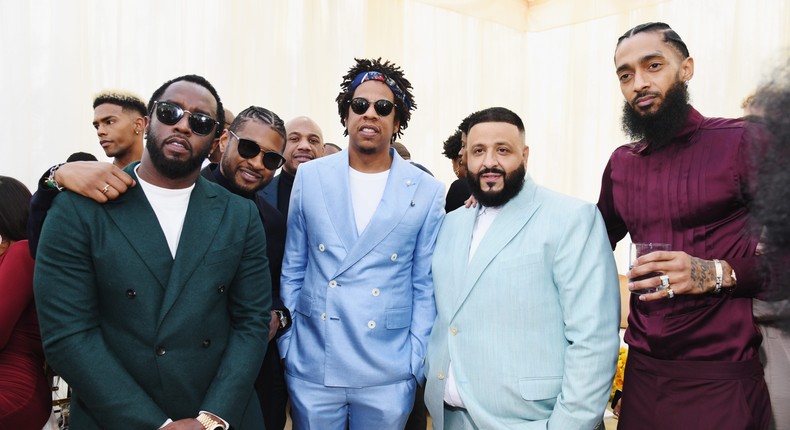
[93,90,147,118]
[336,58,415,138]
[0,176,32,241]
[616,22,690,59]
[325,142,342,152]
[465,107,525,135]
[442,129,463,160]
[230,106,287,148]
[147,74,225,137]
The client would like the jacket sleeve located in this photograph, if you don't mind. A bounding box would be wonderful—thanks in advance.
[409,182,445,384]
[200,201,271,424]
[547,205,621,430]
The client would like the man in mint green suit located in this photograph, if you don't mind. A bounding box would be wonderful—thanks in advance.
[425,107,620,429]
[34,75,271,430]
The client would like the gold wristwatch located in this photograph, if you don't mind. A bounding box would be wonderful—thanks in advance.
[196,413,225,430]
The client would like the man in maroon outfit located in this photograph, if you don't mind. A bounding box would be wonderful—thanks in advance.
[597,22,771,429]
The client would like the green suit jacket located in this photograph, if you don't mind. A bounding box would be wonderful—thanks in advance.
[34,162,272,429]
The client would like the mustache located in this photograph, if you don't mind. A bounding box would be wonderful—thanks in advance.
[632,91,660,105]
[477,167,506,176]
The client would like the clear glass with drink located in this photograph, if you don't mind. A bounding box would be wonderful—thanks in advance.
[629,242,671,295]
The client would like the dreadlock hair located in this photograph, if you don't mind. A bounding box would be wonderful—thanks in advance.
[616,22,690,61]
[147,74,225,137]
[335,58,415,138]
[93,90,147,118]
[230,106,287,146]
[442,129,463,160]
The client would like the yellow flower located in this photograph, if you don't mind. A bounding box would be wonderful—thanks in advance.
[610,347,628,401]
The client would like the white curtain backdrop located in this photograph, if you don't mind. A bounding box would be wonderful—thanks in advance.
[2,0,789,268]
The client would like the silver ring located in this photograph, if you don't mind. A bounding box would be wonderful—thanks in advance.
[101,184,110,194]
[659,274,670,289]
[667,288,675,299]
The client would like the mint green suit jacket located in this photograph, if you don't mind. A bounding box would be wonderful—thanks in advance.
[34,163,272,429]
[425,176,620,429]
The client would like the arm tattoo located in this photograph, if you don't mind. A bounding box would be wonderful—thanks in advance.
[690,257,715,293]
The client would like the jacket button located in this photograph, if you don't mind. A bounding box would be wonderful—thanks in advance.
[368,320,376,329]
[318,243,325,252]
[126,289,136,299]
[321,313,326,321]
[329,280,337,288]
[156,346,166,356]
[372,288,380,297]
[218,285,226,293]
[202,339,211,348]
[450,327,458,336]
[437,372,445,380]
[390,253,398,261]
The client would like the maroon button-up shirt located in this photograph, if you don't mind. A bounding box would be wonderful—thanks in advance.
[597,106,765,361]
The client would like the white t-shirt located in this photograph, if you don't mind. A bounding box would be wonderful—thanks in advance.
[349,167,390,235]
[135,165,194,258]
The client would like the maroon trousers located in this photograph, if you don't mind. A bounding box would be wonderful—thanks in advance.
[618,350,771,430]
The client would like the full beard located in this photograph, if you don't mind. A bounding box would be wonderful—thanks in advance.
[467,163,526,208]
[146,131,210,180]
[621,80,691,154]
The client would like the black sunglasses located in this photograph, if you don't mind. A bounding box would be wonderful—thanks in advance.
[349,98,396,117]
[153,101,219,136]
[230,130,286,170]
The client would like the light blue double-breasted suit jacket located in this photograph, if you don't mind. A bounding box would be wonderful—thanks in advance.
[277,149,445,387]
[425,176,620,429]
[34,163,272,429]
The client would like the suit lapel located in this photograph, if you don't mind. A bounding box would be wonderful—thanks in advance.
[158,177,225,325]
[332,151,419,276]
[105,163,173,289]
[453,176,541,314]
[320,150,358,254]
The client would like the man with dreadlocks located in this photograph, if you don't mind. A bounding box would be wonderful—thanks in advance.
[276,58,445,429]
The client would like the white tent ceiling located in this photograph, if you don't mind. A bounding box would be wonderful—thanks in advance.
[414,0,668,31]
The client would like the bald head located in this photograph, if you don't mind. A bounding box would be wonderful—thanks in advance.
[283,116,325,175]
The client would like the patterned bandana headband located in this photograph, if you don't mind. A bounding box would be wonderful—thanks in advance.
[350,71,413,110]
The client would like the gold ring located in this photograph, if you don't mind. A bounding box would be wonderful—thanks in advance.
[101,184,110,194]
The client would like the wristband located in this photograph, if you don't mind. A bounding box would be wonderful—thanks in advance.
[712,259,723,293]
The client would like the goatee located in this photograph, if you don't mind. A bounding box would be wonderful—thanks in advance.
[146,131,209,180]
[621,80,690,154]
[467,163,526,208]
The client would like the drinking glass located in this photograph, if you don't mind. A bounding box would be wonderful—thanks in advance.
[629,242,671,295]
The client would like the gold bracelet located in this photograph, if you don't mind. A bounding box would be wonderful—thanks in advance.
[196,413,225,430]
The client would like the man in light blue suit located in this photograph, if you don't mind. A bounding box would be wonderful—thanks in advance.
[425,107,620,429]
[277,58,445,429]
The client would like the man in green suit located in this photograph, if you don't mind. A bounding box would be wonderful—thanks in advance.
[34,75,272,430]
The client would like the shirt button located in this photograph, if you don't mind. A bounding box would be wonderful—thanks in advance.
[329,280,337,288]
[217,284,226,293]
[406,180,412,186]
[368,320,376,329]
[437,372,445,380]
[202,339,211,348]
[126,289,136,299]
[372,288,380,297]
[321,313,327,321]
[156,346,166,356]
[390,253,398,261]
[450,327,458,336]
[318,243,325,252]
